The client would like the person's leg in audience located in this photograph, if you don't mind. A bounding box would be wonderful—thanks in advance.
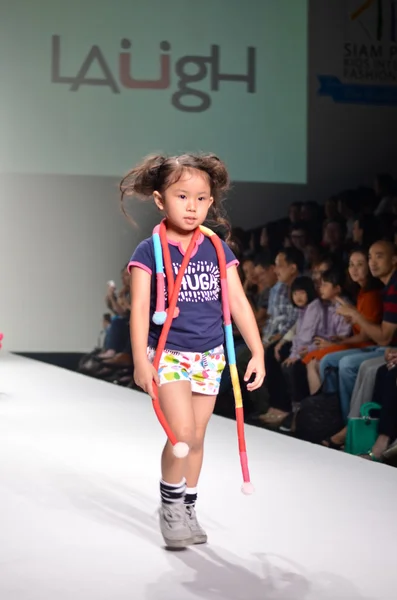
[259,341,292,424]
[319,347,382,418]
[348,356,385,418]
[337,348,385,421]
[319,349,365,395]
[321,348,385,448]
[360,364,397,460]
[306,359,321,395]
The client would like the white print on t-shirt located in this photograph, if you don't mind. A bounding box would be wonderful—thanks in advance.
[169,261,220,302]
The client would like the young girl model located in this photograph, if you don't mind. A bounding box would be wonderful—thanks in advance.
[121,153,265,549]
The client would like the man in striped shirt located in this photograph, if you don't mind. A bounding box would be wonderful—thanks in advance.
[319,241,397,420]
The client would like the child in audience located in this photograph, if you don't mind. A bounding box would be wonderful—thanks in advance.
[263,267,352,427]
[261,276,316,425]
[304,248,383,391]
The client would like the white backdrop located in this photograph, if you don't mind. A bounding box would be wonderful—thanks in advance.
[1,0,396,352]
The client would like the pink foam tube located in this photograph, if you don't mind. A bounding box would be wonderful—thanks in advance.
[156,274,165,312]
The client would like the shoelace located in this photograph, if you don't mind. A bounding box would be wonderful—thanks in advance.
[185,505,200,528]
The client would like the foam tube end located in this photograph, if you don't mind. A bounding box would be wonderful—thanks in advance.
[241,482,255,495]
[173,442,189,458]
[152,311,167,325]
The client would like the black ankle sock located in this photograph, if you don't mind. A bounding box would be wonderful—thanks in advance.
[184,486,197,506]
[160,478,186,504]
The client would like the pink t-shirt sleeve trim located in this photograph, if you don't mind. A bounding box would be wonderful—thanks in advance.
[226,259,239,269]
[128,261,152,275]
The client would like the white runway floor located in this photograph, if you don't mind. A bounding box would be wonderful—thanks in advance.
[1,352,396,600]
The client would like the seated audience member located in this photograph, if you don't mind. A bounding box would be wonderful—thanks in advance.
[99,313,112,349]
[322,218,348,264]
[260,276,316,426]
[304,248,383,386]
[261,247,304,345]
[101,265,131,358]
[304,243,323,274]
[250,252,278,331]
[288,201,303,225]
[311,254,335,293]
[241,256,257,306]
[316,241,397,443]
[336,190,357,239]
[236,247,304,417]
[324,196,339,220]
[374,172,396,215]
[289,222,309,254]
[362,351,397,461]
[351,215,379,250]
[262,267,352,427]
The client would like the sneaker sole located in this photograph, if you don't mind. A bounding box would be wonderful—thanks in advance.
[162,534,193,549]
[192,535,207,544]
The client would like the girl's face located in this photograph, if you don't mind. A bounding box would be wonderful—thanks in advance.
[352,220,363,244]
[320,280,340,301]
[154,168,213,232]
[292,289,308,308]
[348,252,368,285]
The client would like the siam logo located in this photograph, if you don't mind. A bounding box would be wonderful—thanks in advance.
[51,35,256,113]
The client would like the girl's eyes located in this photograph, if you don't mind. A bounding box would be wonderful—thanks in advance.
[178,195,207,201]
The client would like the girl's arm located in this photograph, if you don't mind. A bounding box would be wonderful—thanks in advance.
[227,266,265,390]
[130,268,159,398]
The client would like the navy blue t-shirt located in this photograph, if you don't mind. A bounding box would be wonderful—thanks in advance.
[128,233,238,352]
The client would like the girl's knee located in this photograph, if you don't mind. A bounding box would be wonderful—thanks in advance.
[175,425,195,447]
[190,428,206,452]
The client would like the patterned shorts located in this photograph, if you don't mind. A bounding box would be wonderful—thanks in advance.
[147,345,226,396]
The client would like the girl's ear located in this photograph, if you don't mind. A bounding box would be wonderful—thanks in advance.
[153,191,164,211]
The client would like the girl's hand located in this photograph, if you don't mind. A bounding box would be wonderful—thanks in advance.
[283,356,298,367]
[298,346,308,358]
[274,340,285,361]
[244,354,266,391]
[133,359,160,400]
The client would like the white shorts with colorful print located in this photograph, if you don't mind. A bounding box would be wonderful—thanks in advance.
[147,345,226,396]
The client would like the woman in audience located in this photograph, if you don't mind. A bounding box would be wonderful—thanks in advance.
[305,248,383,394]
[262,267,352,426]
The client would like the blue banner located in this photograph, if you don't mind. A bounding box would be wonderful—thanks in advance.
[317,75,397,106]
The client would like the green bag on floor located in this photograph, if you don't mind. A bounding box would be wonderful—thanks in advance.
[345,402,381,456]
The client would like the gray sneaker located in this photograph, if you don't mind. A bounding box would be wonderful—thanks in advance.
[185,505,207,544]
[159,503,192,548]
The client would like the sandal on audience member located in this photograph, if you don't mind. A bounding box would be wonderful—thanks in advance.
[259,412,289,427]
[279,413,295,433]
[322,437,344,451]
